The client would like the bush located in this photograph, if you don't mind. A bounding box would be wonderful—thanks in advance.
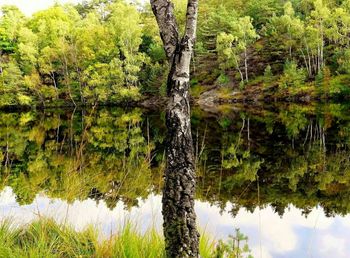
[217,73,230,85]
[278,61,306,89]
[263,64,273,86]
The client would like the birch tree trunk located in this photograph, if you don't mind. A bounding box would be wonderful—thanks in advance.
[150,0,200,257]
[244,48,249,82]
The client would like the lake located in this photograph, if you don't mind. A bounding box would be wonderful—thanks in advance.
[1,102,350,257]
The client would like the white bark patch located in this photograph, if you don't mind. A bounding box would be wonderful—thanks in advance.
[173,50,191,80]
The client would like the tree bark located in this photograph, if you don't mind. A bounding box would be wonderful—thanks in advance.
[150,0,199,257]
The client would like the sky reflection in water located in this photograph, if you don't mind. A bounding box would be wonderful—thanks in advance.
[1,187,349,258]
[1,104,350,257]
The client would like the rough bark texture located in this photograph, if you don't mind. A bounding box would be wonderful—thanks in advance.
[150,0,179,62]
[150,0,199,257]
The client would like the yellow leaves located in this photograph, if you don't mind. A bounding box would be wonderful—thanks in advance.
[17,94,32,106]
[26,154,51,189]
[284,1,295,17]
[119,110,143,125]
[311,0,331,20]
[29,126,46,145]
[24,73,41,89]
[108,1,143,53]
[118,86,141,101]
[18,27,38,45]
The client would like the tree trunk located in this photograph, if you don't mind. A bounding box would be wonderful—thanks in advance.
[244,48,249,82]
[162,49,199,258]
[50,72,59,99]
[150,0,200,257]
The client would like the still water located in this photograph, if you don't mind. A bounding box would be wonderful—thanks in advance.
[1,103,350,257]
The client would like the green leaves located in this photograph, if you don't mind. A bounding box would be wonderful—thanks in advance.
[216,16,258,83]
[278,60,306,89]
[0,1,152,107]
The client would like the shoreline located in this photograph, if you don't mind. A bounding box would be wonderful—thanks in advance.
[1,90,348,113]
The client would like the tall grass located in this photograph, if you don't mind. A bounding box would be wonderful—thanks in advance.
[0,218,251,258]
[0,218,165,258]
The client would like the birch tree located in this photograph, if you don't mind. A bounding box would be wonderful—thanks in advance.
[150,0,200,257]
[216,17,258,85]
[310,0,330,72]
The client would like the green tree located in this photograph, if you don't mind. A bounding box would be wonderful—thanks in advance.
[278,60,306,89]
[217,16,259,85]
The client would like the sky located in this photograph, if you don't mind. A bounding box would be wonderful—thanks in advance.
[0,0,146,16]
[0,0,84,16]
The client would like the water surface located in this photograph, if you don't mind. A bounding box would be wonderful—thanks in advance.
[1,103,349,257]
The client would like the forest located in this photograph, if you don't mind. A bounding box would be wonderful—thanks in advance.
[1,1,350,256]
[2,0,350,108]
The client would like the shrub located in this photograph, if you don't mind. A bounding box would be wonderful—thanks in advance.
[278,61,306,89]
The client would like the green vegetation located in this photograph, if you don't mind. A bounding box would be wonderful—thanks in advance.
[2,0,350,108]
[195,0,350,100]
[0,218,164,258]
[0,1,165,107]
[0,219,251,258]
[0,103,349,256]
[195,102,350,216]
[196,0,350,99]
[1,103,350,217]
[0,108,155,208]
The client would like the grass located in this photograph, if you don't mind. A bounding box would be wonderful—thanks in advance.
[217,86,238,100]
[0,219,164,258]
[190,84,207,98]
[0,218,251,258]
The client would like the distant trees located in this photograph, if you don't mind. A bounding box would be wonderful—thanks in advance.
[0,1,165,107]
[216,16,259,85]
[3,0,350,106]
[197,0,350,94]
[265,0,350,79]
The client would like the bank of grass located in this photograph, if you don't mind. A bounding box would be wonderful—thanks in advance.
[0,218,250,258]
[0,219,164,258]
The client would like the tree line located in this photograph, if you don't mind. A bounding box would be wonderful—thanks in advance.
[2,0,350,108]
[0,0,166,107]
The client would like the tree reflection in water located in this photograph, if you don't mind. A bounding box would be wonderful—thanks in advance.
[0,103,350,223]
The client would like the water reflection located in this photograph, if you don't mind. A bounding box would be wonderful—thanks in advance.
[1,187,349,258]
[1,103,350,257]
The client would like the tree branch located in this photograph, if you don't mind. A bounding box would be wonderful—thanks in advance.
[183,0,198,48]
[150,0,179,62]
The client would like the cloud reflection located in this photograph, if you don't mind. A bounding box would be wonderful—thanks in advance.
[1,187,349,258]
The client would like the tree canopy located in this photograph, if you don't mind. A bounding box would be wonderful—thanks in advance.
[2,0,350,107]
